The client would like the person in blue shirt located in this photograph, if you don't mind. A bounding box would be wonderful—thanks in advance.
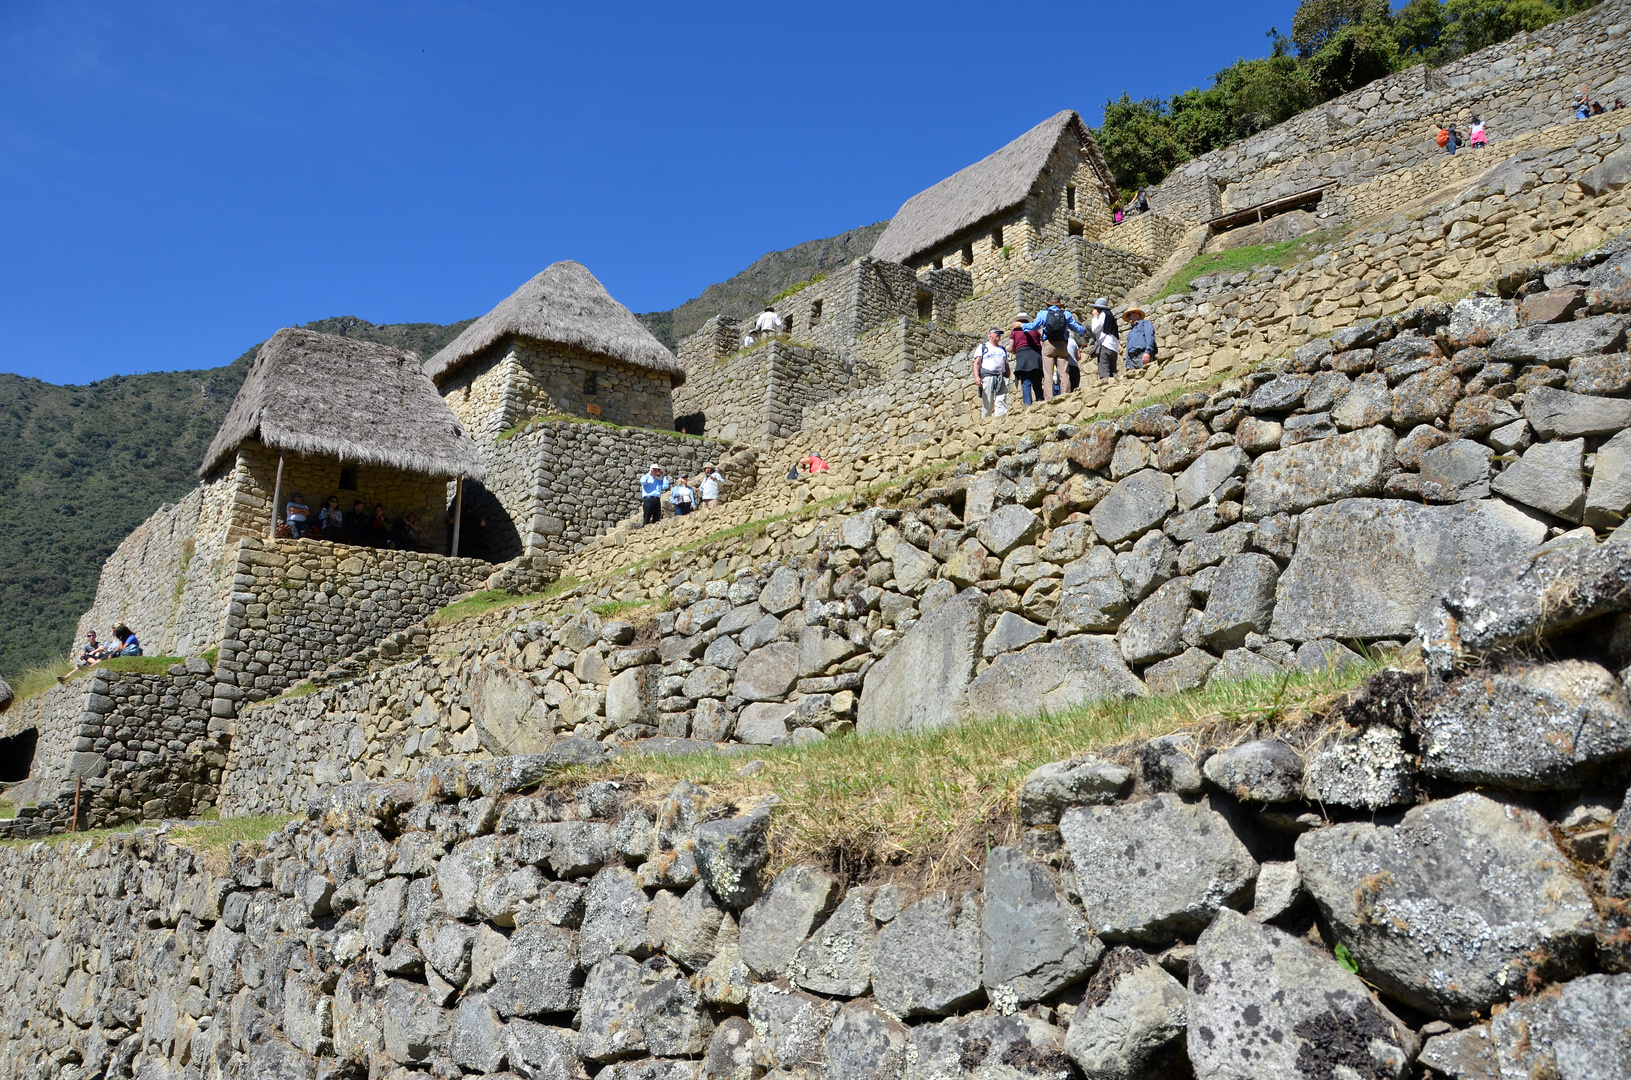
[1123,306,1157,370]
[1022,297,1087,401]
[110,624,142,656]
[640,464,670,527]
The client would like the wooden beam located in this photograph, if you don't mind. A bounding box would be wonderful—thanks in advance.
[268,449,286,540]
[1205,184,1332,233]
[451,477,463,558]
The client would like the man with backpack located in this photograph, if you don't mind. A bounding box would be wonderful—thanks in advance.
[1022,297,1087,401]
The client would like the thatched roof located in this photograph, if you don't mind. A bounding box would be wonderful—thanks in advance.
[425,260,685,387]
[200,328,485,480]
[871,110,1119,265]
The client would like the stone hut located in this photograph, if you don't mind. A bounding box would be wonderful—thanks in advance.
[199,327,484,557]
[871,109,1121,292]
[427,261,687,439]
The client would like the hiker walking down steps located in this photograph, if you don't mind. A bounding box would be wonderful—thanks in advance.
[1022,297,1086,402]
[641,464,669,527]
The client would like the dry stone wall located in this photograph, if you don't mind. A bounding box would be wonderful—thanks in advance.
[208,538,493,715]
[5,599,1630,1080]
[441,339,677,439]
[0,659,225,838]
[74,489,203,656]
[468,420,739,562]
[1149,0,1631,226]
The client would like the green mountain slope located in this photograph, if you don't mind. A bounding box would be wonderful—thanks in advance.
[638,223,887,350]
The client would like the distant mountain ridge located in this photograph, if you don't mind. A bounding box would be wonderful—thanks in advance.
[0,224,881,678]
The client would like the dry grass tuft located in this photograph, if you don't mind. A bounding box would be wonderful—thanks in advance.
[563,652,1400,890]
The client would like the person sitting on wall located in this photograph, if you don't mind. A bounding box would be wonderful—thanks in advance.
[110,624,142,657]
[799,452,829,474]
[671,475,696,517]
[752,306,784,337]
[393,512,420,551]
[318,495,344,536]
[370,503,390,547]
[346,499,370,545]
[286,492,310,539]
[77,630,109,667]
[1123,306,1157,370]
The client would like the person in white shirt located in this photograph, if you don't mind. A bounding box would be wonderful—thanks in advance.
[699,466,724,509]
[1089,297,1121,379]
[972,328,1010,418]
[752,306,784,336]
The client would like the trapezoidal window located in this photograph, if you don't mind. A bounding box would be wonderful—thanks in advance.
[583,371,600,396]
[916,291,934,321]
[1068,220,1085,238]
[961,243,973,266]
[0,728,37,783]
[1067,185,1077,210]
[809,299,823,327]
[992,225,1004,248]
[339,467,358,491]
[933,258,943,271]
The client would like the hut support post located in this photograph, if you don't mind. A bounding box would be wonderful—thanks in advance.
[451,477,463,558]
[269,449,286,539]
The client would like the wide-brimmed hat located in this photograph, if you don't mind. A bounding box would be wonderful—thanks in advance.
[1092,297,1111,310]
[649,463,663,471]
[1016,311,1031,321]
[1123,305,1147,321]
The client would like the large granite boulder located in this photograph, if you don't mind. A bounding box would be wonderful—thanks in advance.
[871,893,984,1019]
[1059,794,1257,944]
[964,635,1144,722]
[1270,498,1544,642]
[1187,909,1416,1080]
[1489,973,1631,1078]
[907,1012,1073,1080]
[1417,660,1631,788]
[470,662,552,755]
[739,865,839,978]
[1242,426,1396,519]
[1295,793,1597,1019]
[791,886,878,998]
[857,590,985,735]
[732,643,799,702]
[1091,470,1175,545]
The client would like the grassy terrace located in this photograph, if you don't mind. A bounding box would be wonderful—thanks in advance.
[560,652,1398,889]
[1154,226,1352,300]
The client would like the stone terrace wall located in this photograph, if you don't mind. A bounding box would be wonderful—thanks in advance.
[848,318,982,383]
[444,238,1631,753]
[1150,0,1631,224]
[0,659,225,838]
[208,538,493,715]
[470,420,738,560]
[218,650,485,818]
[1148,118,1631,374]
[6,620,1630,1080]
[74,488,202,656]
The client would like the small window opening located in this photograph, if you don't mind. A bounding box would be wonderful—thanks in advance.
[583,371,600,396]
[916,291,934,321]
[1067,185,1077,210]
[0,728,37,783]
[932,258,943,271]
[961,243,973,266]
[992,225,1004,248]
[339,467,358,491]
[809,299,823,327]
[1068,220,1085,238]
[461,383,471,400]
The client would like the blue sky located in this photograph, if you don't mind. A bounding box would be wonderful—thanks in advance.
[0,1,1294,384]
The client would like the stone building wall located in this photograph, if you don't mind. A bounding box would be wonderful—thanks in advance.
[74,488,203,655]
[675,315,740,369]
[207,538,493,714]
[466,421,736,561]
[849,319,984,382]
[670,344,775,445]
[172,470,246,657]
[766,257,925,356]
[1148,0,1631,228]
[440,338,677,439]
[0,659,225,837]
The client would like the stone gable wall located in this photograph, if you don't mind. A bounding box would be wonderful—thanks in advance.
[441,339,677,439]
[74,488,202,656]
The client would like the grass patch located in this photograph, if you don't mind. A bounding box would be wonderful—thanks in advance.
[429,577,584,626]
[167,814,291,869]
[201,647,219,667]
[591,594,671,620]
[0,800,13,821]
[9,653,74,704]
[258,681,320,708]
[769,272,827,304]
[1154,226,1351,300]
[588,653,1397,887]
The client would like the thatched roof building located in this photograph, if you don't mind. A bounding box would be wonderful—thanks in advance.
[200,327,484,480]
[871,110,1118,265]
[426,261,685,388]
